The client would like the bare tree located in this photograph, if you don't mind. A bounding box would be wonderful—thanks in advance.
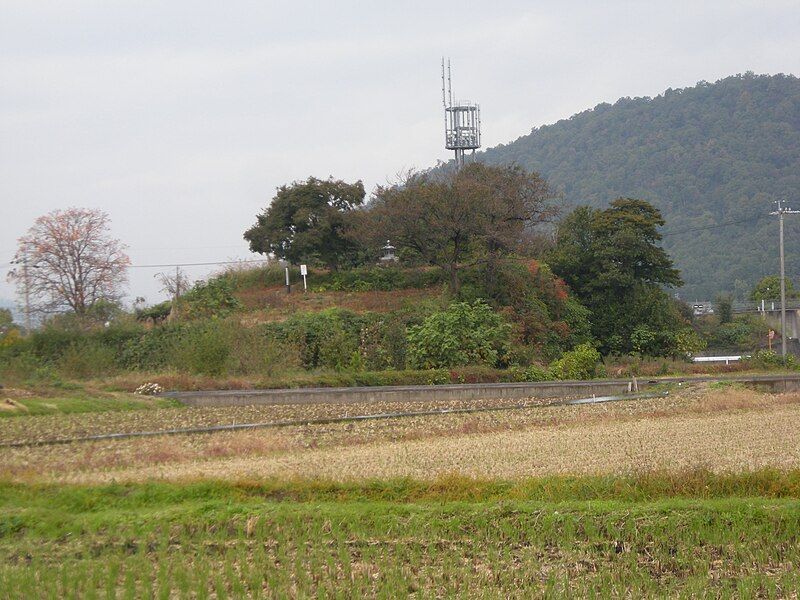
[156,267,190,320]
[8,208,130,318]
[156,268,189,300]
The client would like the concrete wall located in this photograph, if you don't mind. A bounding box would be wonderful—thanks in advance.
[167,380,641,408]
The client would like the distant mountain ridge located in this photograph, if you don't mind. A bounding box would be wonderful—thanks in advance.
[480,72,800,299]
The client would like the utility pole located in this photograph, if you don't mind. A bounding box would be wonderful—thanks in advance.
[22,250,31,334]
[10,250,33,334]
[174,265,181,317]
[771,200,800,359]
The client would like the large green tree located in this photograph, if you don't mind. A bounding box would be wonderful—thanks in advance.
[549,198,685,354]
[245,177,365,270]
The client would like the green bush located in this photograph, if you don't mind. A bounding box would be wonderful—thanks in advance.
[744,349,800,370]
[407,300,512,369]
[118,324,182,371]
[151,319,303,377]
[218,264,447,294]
[314,266,446,293]
[523,364,553,382]
[182,278,243,319]
[58,342,118,379]
[135,301,172,322]
[217,264,296,290]
[0,352,60,385]
[548,343,604,380]
[273,309,361,370]
[227,325,302,377]
[673,328,707,357]
[171,323,232,376]
[710,321,752,349]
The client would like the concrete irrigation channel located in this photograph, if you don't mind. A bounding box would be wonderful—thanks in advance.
[165,379,646,408]
[164,373,800,407]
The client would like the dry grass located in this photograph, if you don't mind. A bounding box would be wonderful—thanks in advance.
[0,396,563,445]
[236,287,439,322]
[77,398,800,483]
[5,384,800,484]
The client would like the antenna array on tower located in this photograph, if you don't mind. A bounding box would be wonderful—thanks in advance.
[441,58,481,169]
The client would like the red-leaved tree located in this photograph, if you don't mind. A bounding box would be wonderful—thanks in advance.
[9,208,130,317]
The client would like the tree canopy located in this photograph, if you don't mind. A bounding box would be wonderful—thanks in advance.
[245,177,365,270]
[8,208,129,318]
[549,199,686,354]
[750,275,797,301]
[355,164,555,293]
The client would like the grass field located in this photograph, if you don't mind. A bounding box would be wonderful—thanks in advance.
[2,476,800,598]
[3,383,800,597]
[0,387,177,418]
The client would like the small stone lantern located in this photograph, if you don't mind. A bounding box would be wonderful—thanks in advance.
[379,240,398,264]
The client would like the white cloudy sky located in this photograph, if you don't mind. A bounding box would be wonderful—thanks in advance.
[2,0,800,305]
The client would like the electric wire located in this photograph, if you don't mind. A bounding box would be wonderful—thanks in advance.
[661,214,765,237]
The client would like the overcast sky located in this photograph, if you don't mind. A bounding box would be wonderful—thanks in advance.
[2,0,800,306]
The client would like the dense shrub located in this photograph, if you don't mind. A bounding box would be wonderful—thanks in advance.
[673,328,707,357]
[0,351,60,385]
[706,317,768,351]
[272,309,362,371]
[313,266,447,292]
[743,349,800,370]
[218,264,295,290]
[548,343,604,380]
[218,264,447,294]
[171,323,232,376]
[58,342,119,379]
[182,278,242,319]
[407,300,512,369]
[135,300,172,323]
[458,260,592,359]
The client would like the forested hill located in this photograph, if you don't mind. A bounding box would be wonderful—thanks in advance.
[480,72,800,300]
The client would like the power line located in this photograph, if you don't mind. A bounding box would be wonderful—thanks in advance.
[1,257,267,271]
[135,244,251,251]
[127,258,269,269]
[661,214,764,238]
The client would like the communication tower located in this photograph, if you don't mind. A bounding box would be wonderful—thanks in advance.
[442,58,481,169]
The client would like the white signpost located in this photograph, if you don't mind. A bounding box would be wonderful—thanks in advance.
[300,264,308,292]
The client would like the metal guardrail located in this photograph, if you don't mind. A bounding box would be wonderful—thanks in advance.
[689,301,800,313]
[732,301,800,312]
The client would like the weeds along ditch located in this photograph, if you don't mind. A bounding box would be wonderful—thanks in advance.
[2,476,800,597]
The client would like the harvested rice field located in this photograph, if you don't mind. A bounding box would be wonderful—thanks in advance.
[4,383,800,597]
[2,383,800,483]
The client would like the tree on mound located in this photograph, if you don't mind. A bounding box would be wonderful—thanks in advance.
[354,164,556,294]
[245,177,366,270]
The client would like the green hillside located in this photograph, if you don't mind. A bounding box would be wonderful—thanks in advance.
[481,72,800,300]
